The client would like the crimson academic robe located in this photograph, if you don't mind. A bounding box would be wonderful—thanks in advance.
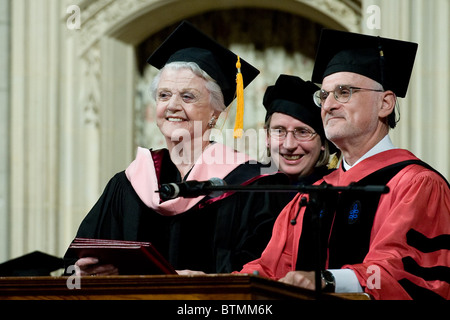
[240,149,450,300]
[64,143,293,273]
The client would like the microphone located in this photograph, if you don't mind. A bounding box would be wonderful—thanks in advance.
[158,178,227,200]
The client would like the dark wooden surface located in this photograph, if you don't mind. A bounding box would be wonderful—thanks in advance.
[0,274,371,300]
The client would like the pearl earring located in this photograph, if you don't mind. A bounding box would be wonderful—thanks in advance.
[208,117,216,128]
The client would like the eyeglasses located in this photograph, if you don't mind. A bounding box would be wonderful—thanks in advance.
[313,85,384,107]
[269,128,317,141]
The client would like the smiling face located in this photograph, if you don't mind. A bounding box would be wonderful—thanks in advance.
[155,67,218,145]
[267,112,324,180]
[320,72,390,162]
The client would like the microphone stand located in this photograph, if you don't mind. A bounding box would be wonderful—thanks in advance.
[202,183,389,195]
[308,187,327,299]
[202,182,389,298]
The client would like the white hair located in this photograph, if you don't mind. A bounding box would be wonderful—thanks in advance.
[150,61,226,112]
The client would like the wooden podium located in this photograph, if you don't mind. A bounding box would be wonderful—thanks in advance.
[0,274,370,300]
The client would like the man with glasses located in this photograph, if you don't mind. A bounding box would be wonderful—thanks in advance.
[239,29,450,300]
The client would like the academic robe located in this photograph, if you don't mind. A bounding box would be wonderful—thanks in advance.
[239,149,450,300]
[64,143,293,273]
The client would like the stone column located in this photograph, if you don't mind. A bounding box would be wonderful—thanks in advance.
[0,0,11,262]
[9,0,63,257]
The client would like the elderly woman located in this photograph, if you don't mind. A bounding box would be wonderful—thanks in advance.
[64,21,291,275]
[264,74,339,186]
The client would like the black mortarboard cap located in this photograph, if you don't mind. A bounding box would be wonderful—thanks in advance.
[0,251,64,276]
[311,29,418,98]
[263,74,323,135]
[263,74,338,154]
[147,21,260,107]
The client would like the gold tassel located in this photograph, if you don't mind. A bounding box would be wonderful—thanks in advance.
[328,153,340,169]
[233,56,244,138]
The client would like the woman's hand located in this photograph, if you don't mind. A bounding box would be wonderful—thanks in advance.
[75,257,119,276]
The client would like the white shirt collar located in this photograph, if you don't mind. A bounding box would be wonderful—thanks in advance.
[343,135,396,171]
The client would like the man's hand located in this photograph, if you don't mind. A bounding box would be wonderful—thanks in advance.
[279,271,324,290]
[176,270,206,276]
[75,257,119,276]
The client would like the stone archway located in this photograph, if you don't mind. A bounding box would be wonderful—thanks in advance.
[75,0,361,48]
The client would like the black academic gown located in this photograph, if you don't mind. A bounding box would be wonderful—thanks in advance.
[64,148,292,274]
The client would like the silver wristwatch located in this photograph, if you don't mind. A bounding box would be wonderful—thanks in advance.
[321,270,336,293]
